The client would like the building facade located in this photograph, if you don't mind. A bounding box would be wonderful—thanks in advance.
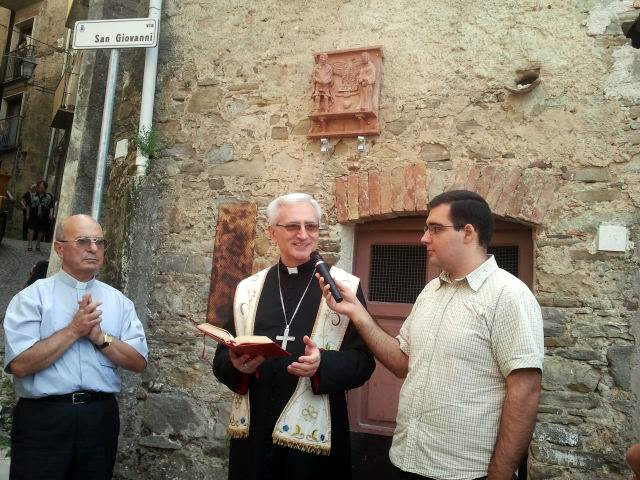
[5,0,640,479]
[0,0,80,239]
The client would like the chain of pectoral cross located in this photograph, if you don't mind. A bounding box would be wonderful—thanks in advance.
[276,265,316,350]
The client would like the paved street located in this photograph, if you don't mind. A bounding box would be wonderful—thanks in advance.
[0,237,51,322]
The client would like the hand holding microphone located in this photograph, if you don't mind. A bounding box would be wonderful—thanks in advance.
[311,251,343,303]
[314,252,368,322]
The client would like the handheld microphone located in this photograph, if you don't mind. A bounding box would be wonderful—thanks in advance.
[311,251,343,303]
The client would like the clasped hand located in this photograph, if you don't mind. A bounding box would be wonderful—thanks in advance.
[69,293,103,345]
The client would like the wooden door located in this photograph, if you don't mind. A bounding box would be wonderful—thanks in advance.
[348,217,533,436]
[348,217,434,435]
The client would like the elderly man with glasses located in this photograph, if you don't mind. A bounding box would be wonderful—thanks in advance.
[3,214,148,480]
[212,193,375,480]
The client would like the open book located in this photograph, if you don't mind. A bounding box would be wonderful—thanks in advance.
[196,323,290,358]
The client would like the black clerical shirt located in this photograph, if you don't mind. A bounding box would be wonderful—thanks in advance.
[212,258,375,480]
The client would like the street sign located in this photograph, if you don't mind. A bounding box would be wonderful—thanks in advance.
[73,18,158,50]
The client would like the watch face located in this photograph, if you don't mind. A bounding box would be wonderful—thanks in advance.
[98,333,113,349]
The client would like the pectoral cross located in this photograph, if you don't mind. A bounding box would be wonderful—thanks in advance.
[276,325,295,350]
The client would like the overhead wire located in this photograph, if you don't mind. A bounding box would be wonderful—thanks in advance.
[0,20,70,54]
[0,19,72,94]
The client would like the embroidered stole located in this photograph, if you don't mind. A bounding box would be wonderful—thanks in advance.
[227,265,359,456]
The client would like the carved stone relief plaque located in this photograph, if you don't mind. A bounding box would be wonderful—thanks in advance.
[308,46,383,139]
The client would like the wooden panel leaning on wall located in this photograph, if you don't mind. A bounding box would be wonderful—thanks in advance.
[206,203,257,326]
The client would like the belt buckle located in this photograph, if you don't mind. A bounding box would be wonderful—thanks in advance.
[72,392,87,404]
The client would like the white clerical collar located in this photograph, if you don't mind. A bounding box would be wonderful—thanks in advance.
[279,258,315,276]
[58,269,96,290]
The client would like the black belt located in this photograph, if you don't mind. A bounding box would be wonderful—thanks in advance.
[25,391,115,404]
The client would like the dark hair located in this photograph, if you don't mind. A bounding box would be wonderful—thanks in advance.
[37,180,48,189]
[25,260,49,287]
[428,190,494,247]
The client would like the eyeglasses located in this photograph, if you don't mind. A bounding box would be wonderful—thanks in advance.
[57,237,106,249]
[275,222,320,233]
[423,224,463,235]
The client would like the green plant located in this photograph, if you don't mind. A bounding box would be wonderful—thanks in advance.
[131,127,162,160]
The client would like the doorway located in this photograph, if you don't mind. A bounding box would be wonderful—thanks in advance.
[349,216,533,479]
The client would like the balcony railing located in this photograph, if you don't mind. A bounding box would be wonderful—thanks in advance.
[0,115,22,152]
[3,45,36,84]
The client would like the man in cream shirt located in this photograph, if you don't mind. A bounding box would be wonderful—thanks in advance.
[319,190,544,480]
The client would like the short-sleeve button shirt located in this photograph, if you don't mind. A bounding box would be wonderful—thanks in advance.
[4,270,149,399]
[391,255,544,479]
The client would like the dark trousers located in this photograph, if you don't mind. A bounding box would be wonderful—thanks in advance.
[392,464,488,480]
[10,396,120,480]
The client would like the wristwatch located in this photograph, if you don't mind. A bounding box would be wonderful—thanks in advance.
[97,333,114,350]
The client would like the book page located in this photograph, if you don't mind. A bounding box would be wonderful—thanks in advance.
[196,324,289,357]
[196,323,233,342]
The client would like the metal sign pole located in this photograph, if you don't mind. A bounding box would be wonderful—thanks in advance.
[74,17,158,218]
[91,48,120,220]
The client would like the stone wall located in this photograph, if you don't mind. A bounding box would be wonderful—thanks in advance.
[96,0,640,478]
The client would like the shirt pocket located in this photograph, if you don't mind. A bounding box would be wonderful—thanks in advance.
[96,307,119,370]
[98,302,121,350]
[96,326,118,370]
[97,348,117,370]
[88,338,118,378]
[40,303,74,339]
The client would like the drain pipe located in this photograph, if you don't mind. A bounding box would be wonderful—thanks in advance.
[43,128,56,179]
[44,30,72,182]
[135,0,162,176]
[91,48,120,221]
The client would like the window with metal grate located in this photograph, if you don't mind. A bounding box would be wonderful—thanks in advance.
[368,244,426,304]
[488,245,519,277]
